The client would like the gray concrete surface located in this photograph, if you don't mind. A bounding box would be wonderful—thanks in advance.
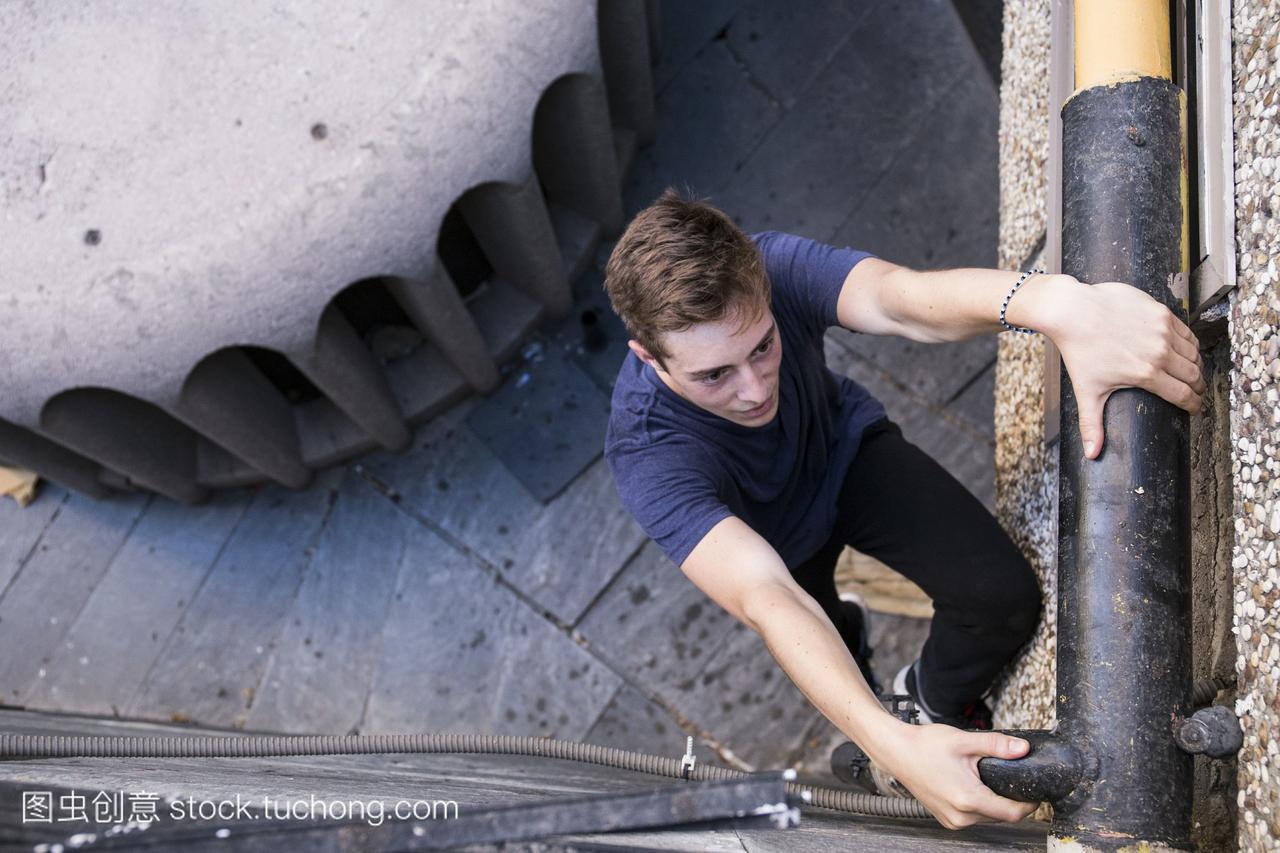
[0,0,1006,830]
[1,0,594,421]
[0,1,658,497]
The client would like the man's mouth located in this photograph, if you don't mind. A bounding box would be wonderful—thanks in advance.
[741,394,774,419]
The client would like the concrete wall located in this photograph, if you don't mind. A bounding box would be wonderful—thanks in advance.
[0,1,658,499]
[988,0,1056,739]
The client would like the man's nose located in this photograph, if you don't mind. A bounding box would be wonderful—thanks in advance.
[737,365,768,403]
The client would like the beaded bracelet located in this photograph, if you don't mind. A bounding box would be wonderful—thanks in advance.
[1000,268,1043,334]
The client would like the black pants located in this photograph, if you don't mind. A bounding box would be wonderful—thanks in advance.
[791,417,1042,716]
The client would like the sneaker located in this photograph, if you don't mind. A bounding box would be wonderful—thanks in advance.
[892,659,993,730]
[837,591,881,695]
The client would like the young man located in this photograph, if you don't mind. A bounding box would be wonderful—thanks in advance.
[601,190,1206,828]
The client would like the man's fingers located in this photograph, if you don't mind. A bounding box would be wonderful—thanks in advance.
[946,788,1037,827]
[971,732,1031,760]
[1156,305,1201,350]
[1166,333,1203,377]
[1161,331,1206,394]
[1163,350,1207,394]
[977,792,1037,824]
[1148,370,1204,415]
[1171,314,1201,350]
[962,734,1036,823]
[1074,389,1109,459]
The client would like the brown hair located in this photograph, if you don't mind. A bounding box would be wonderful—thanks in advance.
[604,188,769,366]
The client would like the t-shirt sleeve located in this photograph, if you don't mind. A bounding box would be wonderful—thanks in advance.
[751,230,875,332]
[606,439,734,567]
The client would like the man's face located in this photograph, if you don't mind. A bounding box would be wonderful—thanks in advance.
[630,306,782,427]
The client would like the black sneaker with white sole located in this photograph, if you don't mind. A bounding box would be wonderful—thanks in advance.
[892,659,993,730]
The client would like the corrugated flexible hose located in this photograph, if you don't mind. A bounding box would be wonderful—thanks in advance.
[0,731,932,820]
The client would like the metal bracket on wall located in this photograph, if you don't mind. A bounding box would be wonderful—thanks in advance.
[1190,256,1237,346]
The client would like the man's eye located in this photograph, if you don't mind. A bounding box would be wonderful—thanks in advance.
[701,371,723,384]
[754,338,773,355]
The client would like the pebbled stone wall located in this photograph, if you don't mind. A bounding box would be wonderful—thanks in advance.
[1228,1,1280,848]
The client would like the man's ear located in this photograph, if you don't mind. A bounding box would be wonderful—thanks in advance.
[627,340,666,374]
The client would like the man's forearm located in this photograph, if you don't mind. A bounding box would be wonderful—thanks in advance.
[744,584,908,764]
[879,266,1083,344]
[744,584,1040,827]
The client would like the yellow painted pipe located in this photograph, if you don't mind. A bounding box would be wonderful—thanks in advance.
[1074,0,1172,89]
[1071,0,1189,283]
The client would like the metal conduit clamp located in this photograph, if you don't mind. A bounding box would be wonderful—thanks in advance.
[680,735,696,781]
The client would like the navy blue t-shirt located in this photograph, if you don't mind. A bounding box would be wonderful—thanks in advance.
[604,230,888,569]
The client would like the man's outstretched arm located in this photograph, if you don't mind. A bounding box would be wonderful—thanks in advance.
[680,515,1037,829]
[835,259,1207,459]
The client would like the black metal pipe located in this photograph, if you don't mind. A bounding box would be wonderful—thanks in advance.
[1053,73,1194,849]
[976,73,1194,850]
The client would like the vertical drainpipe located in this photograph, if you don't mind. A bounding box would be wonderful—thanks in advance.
[1054,0,1192,848]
